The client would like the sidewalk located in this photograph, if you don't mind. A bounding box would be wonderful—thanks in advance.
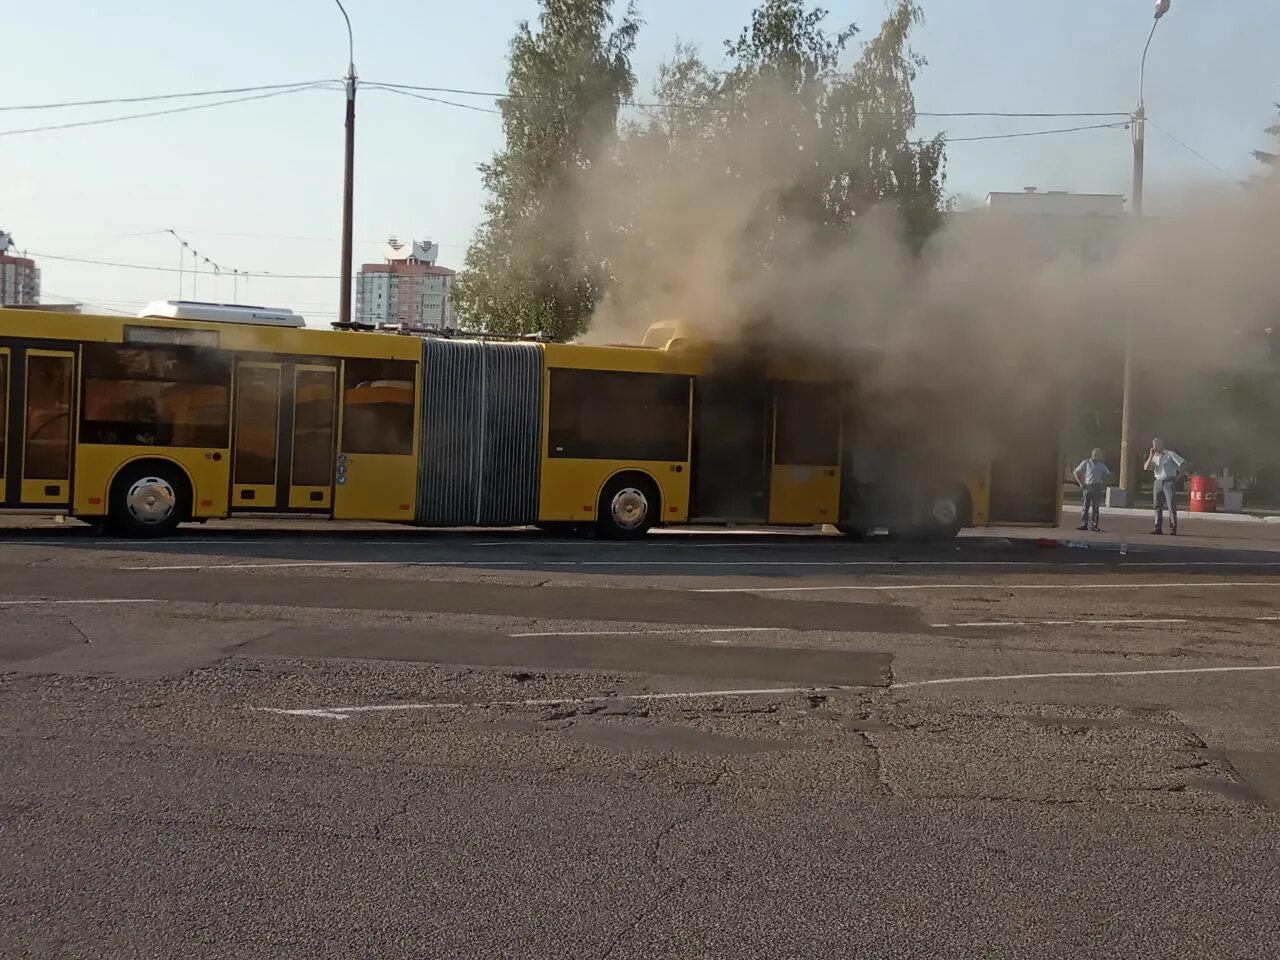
[1066,505,1280,526]
[1062,491,1280,524]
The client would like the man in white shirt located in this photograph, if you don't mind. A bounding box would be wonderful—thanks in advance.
[1073,448,1111,532]
[1144,437,1186,535]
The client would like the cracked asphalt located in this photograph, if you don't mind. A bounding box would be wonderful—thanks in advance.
[2,518,1280,959]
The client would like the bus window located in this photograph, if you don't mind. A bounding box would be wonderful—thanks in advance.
[80,344,230,448]
[341,359,415,455]
[548,369,689,462]
[774,381,840,466]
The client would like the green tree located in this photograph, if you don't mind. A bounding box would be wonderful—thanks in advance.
[452,0,639,339]
[826,1,947,250]
[624,0,945,259]
[1253,101,1280,167]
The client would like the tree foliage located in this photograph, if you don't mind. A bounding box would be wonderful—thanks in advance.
[628,0,946,255]
[1253,101,1280,168]
[457,0,946,337]
[452,0,639,339]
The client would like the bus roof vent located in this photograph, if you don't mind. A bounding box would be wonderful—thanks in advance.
[138,300,305,328]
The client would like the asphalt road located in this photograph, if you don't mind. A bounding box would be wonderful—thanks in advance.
[3,518,1280,959]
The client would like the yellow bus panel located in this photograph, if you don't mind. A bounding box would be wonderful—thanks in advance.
[72,445,231,519]
[963,467,992,527]
[769,465,840,525]
[333,453,417,522]
[539,459,690,524]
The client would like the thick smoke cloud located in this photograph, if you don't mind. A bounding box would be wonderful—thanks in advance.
[575,90,1279,477]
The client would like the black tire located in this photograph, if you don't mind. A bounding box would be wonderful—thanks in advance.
[596,473,659,540]
[912,484,971,541]
[834,523,865,540]
[107,462,190,539]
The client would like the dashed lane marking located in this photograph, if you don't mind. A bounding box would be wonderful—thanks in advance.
[0,598,159,606]
[697,581,1280,594]
[256,686,846,720]
[894,664,1280,688]
[118,559,1120,572]
[508,627,784,638]
[257,663,1280,720]
[930,618,1189,628]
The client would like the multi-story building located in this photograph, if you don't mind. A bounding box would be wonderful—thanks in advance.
[354,238,457,332]
[977,187,1126,264]
[0,231,41,306]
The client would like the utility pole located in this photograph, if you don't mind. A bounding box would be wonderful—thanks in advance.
[1119,0,1169,501]
[335,0,357,328]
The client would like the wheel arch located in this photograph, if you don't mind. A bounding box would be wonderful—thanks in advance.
[108,456,196,521]
[595,468,665,520]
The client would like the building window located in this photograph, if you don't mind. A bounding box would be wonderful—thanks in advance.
[548,368,690,462]
[342,359,416,455]
[81,344,231,448]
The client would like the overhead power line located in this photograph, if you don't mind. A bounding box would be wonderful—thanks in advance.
[364,84,502,115]
[0,83,338,138]
[29,252,339,281]
[1146,117,1246,185]
[124,228,465,247]
[925,121,1130,144]
[371,84,1129,144]
[0,80,335,112]
[367,80,1130,119]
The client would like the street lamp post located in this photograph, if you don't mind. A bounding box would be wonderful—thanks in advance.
[1119,0,1170,501]
[335,0,357,328]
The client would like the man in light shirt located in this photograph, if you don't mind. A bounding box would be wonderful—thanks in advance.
[1073,448,1111,532]
[1144,437,1186,535]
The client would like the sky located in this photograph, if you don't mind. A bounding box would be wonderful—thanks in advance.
[3,0,1277,324]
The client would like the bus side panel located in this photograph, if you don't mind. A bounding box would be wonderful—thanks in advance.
[334,453,418,521]
[539,459,690,524]
[72,445,230,519]
[963,467,991,527]
[768,465,839,525]
[537,355,693,525]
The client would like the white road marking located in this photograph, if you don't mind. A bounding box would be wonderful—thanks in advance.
[257,685,848,721]
[930,618,1188,628]
[894,664,1280,689]
[122,558,1113,572]
[0,598,158,606]
[259,659,1280,720]
[122,560,419,571]
[509,627,783,638]
[697,580,1280,594]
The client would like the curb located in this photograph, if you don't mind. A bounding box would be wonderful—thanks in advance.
[1061,506,1269,525]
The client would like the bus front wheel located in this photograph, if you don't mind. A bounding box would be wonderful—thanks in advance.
[597,474,658,540]
[107,462,190,539]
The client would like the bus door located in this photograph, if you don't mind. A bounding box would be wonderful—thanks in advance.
[988,384,1062,526]
[230,360,338,513]
[769,381,841,525]
[1,345,76,510]
[691,376,771,522]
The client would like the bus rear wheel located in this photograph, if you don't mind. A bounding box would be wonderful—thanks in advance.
[913,485,970,541]
[107,462,190,539]
[597,474,658,540]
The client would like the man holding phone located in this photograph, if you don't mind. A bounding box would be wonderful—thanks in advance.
[1144,438,1186,535]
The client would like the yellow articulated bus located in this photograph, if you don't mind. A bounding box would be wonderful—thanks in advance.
[0,304,1060,538]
